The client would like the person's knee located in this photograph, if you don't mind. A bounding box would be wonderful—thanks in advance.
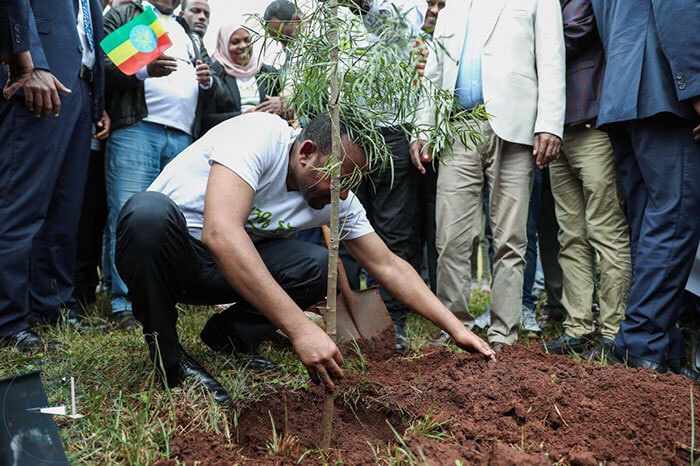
[115,192,182,271]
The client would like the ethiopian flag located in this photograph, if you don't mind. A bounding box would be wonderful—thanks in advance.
[100,7,172,75]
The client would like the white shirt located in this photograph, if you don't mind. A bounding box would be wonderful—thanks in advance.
[77,0,96,69]
[237,76,261,112]
[148,113,374,243]
[136,3,199,135]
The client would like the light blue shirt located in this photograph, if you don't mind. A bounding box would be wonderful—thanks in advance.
[454,0,484,110]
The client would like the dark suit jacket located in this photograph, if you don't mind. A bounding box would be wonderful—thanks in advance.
[591,0,698,126]
[561,0,605,125]
[0,0,30,53]
[202,60,280,134]
[0,0,105,120]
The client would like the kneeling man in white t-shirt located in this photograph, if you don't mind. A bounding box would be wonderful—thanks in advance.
[115,112,494,407]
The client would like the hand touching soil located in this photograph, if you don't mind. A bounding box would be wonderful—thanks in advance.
[452,328,496,361]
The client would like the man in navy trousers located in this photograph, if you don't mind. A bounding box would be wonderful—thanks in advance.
[0,0,109,350]
[591,0,700,379]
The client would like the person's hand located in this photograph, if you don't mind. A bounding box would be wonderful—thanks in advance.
[3,50,34,99]
[253,95,284,115]
[692,96,700,142]
[451,328,497,361]
[195,60,211,87]
[409,139,431,174]
[147,55,177,77]
[22,69,71,118]
[290,322,344,390]
[533,132,561,168]
[93,110,111,140]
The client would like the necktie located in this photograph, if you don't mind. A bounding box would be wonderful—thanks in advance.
[81,0,94,51]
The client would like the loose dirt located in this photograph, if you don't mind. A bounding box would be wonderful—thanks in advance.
[169,334,699,465]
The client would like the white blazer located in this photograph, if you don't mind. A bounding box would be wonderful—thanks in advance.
[417,0,566,146]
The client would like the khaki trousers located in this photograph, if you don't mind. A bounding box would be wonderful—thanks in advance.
[436,120,533,344]
[550,124,631,339]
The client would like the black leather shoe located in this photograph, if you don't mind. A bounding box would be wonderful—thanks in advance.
[610,344,669,373]
[66,312,109,331]
[668,359,700,383]
[693,332,700,373]
[541,333,590,355]
[582,337,614,361]
[173,349,233,408]
[112,311,139,330]
[394,323,407,353]
[490,342,504,352]
[0,330,61,351]
[427,330,453,346]
[200,319,277,371]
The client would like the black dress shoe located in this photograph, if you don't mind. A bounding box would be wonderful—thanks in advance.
[668,359,700,383]
[581,337,614,361]
[610,344,669,373]
[200,319,277,371]
[112,311,139,330]
[172,349,233,408]
[0,330,61,351]
[394,323,407,353]
[427,330,453,346]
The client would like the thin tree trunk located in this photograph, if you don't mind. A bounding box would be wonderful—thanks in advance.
[320,0,341,450]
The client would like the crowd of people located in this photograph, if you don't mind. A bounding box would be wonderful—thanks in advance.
[0,0,698,407]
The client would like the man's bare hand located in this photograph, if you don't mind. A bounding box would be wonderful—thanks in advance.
[693,96,700,142]
[290,322,344,390]
[195,60,211,87]
[409,139,430,174]
[93,110,111,140]
[23,69,71,118]
[3,50,34,100]
[254,95,284,115]
[533,132,561,168]
[452,328,497,361]
[147,55,177,77]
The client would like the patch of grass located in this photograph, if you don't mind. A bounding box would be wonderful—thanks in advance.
[404,404,452,442]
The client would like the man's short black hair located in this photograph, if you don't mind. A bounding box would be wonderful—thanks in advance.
[264,0,299,22]
[181,0,208,11]
[299,113,354,157]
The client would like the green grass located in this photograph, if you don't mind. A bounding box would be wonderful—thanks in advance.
[0,290,560,464]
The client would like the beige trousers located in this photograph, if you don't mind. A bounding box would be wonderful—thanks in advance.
[436,120,533,344]
[550,124,631,339]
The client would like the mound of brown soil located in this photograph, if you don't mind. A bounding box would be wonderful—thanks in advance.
[170,338,698,465]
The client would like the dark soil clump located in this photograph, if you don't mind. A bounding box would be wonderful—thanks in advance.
[170,338,698,465]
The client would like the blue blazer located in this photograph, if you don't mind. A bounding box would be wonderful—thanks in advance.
[591,0,698,126]
[0,0,104,120]
[0,0,30,53]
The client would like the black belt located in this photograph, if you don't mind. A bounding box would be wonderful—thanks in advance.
[79,65,94,84]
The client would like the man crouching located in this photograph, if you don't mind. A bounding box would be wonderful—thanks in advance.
[115,112,494,407]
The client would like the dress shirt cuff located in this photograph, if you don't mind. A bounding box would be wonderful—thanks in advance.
[199,76,213,90]
[135,66,149,80]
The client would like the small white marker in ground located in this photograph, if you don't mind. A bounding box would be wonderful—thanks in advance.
[67,376,83,419]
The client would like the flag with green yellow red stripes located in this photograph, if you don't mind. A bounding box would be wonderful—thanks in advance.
[100,6,172,75]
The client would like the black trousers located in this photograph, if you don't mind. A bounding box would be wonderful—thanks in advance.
[115,192,329,373]
[73,149,108,307]
[416,162,438,294]
[356,128,420,326]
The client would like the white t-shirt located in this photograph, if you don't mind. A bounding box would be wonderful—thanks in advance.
[237,76,261,112]
[139,4,199,135]
[148,113,374,243]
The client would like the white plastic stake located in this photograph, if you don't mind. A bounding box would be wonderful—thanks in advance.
[68,376,83,419]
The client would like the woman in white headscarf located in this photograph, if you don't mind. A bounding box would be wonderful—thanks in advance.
[202,22,283,134]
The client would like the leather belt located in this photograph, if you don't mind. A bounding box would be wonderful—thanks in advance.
[79,64,94,84]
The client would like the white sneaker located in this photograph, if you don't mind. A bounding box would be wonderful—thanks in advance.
[521,306,542,333]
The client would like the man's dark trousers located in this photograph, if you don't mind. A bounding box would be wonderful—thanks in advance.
[0,79,93,335]
[608,115,700,364]
[115,192,329,374]
[356,128,419,327]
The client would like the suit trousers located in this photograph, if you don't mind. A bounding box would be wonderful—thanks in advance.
[436,120,533,344]
[0,79,93,335]
[607,114,700,363]
[356,128,419,327]
[550,124,632,340]
[115,192,329,374]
